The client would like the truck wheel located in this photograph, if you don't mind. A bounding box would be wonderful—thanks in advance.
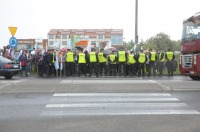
[189,76,200,80]
[4,75,13,79]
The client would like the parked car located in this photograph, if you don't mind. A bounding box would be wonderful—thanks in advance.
[0,56,21,79]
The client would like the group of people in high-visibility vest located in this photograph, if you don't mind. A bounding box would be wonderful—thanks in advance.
[34,47,176,78]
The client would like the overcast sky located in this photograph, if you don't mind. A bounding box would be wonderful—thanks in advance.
[0,0,200,48]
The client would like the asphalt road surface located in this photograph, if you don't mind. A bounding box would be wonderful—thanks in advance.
[0,76,200,132]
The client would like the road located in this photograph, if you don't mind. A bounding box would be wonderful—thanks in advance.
[0,76,200,132]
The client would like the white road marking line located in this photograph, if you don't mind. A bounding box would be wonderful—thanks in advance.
[46,103,188,108]
[50,97,179,102]
[53,93,172,97]
[60,80,157,84]
[41,110,200,116]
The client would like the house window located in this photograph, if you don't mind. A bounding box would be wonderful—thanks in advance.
[62,41,67,45]
[49,35,54,39]
[91,41,96,44]
[49,41,54,45]
[111,35,123,45]
[98,34,103,39]
[62,35,67,39]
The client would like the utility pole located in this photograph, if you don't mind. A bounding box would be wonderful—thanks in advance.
[135,0,138,44]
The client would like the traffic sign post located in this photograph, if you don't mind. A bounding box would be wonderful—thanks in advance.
[9,37,18,48]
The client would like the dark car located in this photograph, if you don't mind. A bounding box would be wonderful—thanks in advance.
[0,56,21,79]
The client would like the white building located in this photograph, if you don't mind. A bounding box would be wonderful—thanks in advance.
[47,29,123,49]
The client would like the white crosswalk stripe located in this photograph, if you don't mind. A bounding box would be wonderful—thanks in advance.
[41,93,200,116]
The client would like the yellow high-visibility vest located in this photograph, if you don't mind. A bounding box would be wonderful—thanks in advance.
[118,51,126,62]
[159,52,165,62]
[128,54,136,64]
[52,53,55,63]
[110,54,116,64]
[98,52,106,63]
[90,52,97,62]
[78,53,86,63]
[166,52,173,61]
[138,53,145,63]
[150,52,156,61]
[66,52,74,62]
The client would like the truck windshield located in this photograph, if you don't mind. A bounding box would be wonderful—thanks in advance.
[182,21,200,42]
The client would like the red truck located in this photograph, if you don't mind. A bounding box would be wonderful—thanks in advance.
[179,12,200,80]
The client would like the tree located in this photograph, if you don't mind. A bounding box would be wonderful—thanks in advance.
[142,32,180,52]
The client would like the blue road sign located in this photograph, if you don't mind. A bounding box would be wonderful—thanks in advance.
[9,37,18,48]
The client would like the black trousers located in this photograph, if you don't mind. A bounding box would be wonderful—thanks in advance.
[78,63,86,76]
[118,62,126,76]
[109,64,117,76]
[129,63,136,76]
[166,61,173,76]
[89,62,98,76]
[138,63,145,77]
[157,61,164,76]
[65,62,74,76]
[148,61,156,76]
[99,62,107,76]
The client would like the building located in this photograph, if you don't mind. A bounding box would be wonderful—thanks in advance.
[16,39,47,51]
[47,29,123,49]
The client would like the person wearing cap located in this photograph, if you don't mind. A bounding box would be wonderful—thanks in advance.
[108,50,117,76]
[136,49,148,77]
[65,49,75,77]
[117,48,128,76]
[148,48,157,77]
[157,48,165,77]
[88,49,99,77]
[98,49,107,76]
[165,48,175,77]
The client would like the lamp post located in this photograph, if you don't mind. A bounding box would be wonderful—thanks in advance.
[135,0,138,44]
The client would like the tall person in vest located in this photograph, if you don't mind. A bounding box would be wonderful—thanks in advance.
[108,51,117,76]
[98,49,107,76]
[148,49,157,77]
[137,50,148,77]
[157,48,165,77]
[165,48,175,77]
[65,49,75,77]
[88,49,99,77]
[117,48,127,76]
[77,50,87,77]
[128,51,137,77]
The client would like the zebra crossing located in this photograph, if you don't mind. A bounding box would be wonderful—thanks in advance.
[41,93,200,116]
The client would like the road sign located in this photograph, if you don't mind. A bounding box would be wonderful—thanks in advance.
[8,27,17,36]
[9,37,18,48]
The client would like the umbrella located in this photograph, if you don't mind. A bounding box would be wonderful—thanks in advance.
[75,46,83,51]
[103,47,117,54]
